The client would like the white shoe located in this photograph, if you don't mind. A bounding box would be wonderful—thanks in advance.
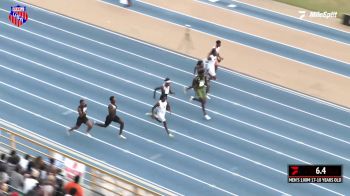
[119,134,127,139]
[145,112,152,116]
[86,133,92,138]
[189,96,194,102]
[66,129,71,136]
[204,115,211,120]
[206,95,211,100]
[168,133,174,138]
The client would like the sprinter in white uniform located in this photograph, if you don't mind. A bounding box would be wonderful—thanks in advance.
[153,78,174,99]
[205,49,217,80]
[147,94,173,137]
[210,40,224,71]
[95,96,126,139]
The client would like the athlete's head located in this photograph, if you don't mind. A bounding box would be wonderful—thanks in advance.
[216,40,221,47]
[79,99,85,106]
[197,60,204,67]
[197,69,205,77]
[160,94,167,102]
[164,77,171,87]
[109,96,115,104]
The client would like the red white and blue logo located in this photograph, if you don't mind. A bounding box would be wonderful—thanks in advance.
[8,5,28,27]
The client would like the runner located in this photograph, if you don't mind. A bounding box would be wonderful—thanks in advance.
[95,96,126,139]
[193,60,205,75]
[146,94,174,137]
[184,60,205,92]
[189,69,211,120]
[67,99,93,137]
[209,40,224,71]
[153,78,175,99]
[205,49,217,81]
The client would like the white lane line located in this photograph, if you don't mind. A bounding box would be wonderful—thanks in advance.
[0,80,343,196]
[8,3,350,114]
[0,84,290,196]
[1,50,350,166]
[2,79,344,196]
[2,33,349,146]
[227,4,237,8]
[149,154,162,160]
[1,49,349,163]
[99,1,350,81]
[195,0,349,46]
[231,0,350,34]
[62,110,74,115]
[136,0,350,67]
[0,119,181,196]
[0,97,238,196]
[1,49,350,163]
[11,15,350,127]
[0,66,347,195]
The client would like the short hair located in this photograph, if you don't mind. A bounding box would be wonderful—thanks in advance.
[109,96,114,102]
[10,150,16,156]
[74,175,80,184]
[24,154,30,160]
[159,94,167,100]
[216,40,221,44]
[197,60,203,66]
[79,99,84,104]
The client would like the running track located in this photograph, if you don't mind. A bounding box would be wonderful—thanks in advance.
[102,0,350,78]
[0,0,350,195]
[198,0,350,44]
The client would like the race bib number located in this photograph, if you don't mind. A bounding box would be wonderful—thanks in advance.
[199,80,205,87]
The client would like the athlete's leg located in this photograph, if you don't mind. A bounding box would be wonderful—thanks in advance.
[95,115,112,127]
[85,120,93,133]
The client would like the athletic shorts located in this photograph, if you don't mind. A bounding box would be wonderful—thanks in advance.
[208,64,216,77]
[104,115,122,126]
[196,88,206,100]
[154,109,166,122]
[76,116,89,126]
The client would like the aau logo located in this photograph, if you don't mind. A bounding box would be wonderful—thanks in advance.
[8,5,28,27]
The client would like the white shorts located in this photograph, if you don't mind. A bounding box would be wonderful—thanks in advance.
[208,64,216,77]
[154,110,166,122]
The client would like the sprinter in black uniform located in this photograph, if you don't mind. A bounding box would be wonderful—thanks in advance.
[95,96,126,139]
[67,99,94,137]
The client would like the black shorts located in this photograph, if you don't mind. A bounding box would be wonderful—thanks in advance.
[76,116,89,127]
[104,115,122,126]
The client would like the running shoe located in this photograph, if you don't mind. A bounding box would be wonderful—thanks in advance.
[86,133,92,138]
[204,114,211,120]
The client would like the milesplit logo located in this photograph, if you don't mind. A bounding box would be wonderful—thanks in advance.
[298,10,337,19]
